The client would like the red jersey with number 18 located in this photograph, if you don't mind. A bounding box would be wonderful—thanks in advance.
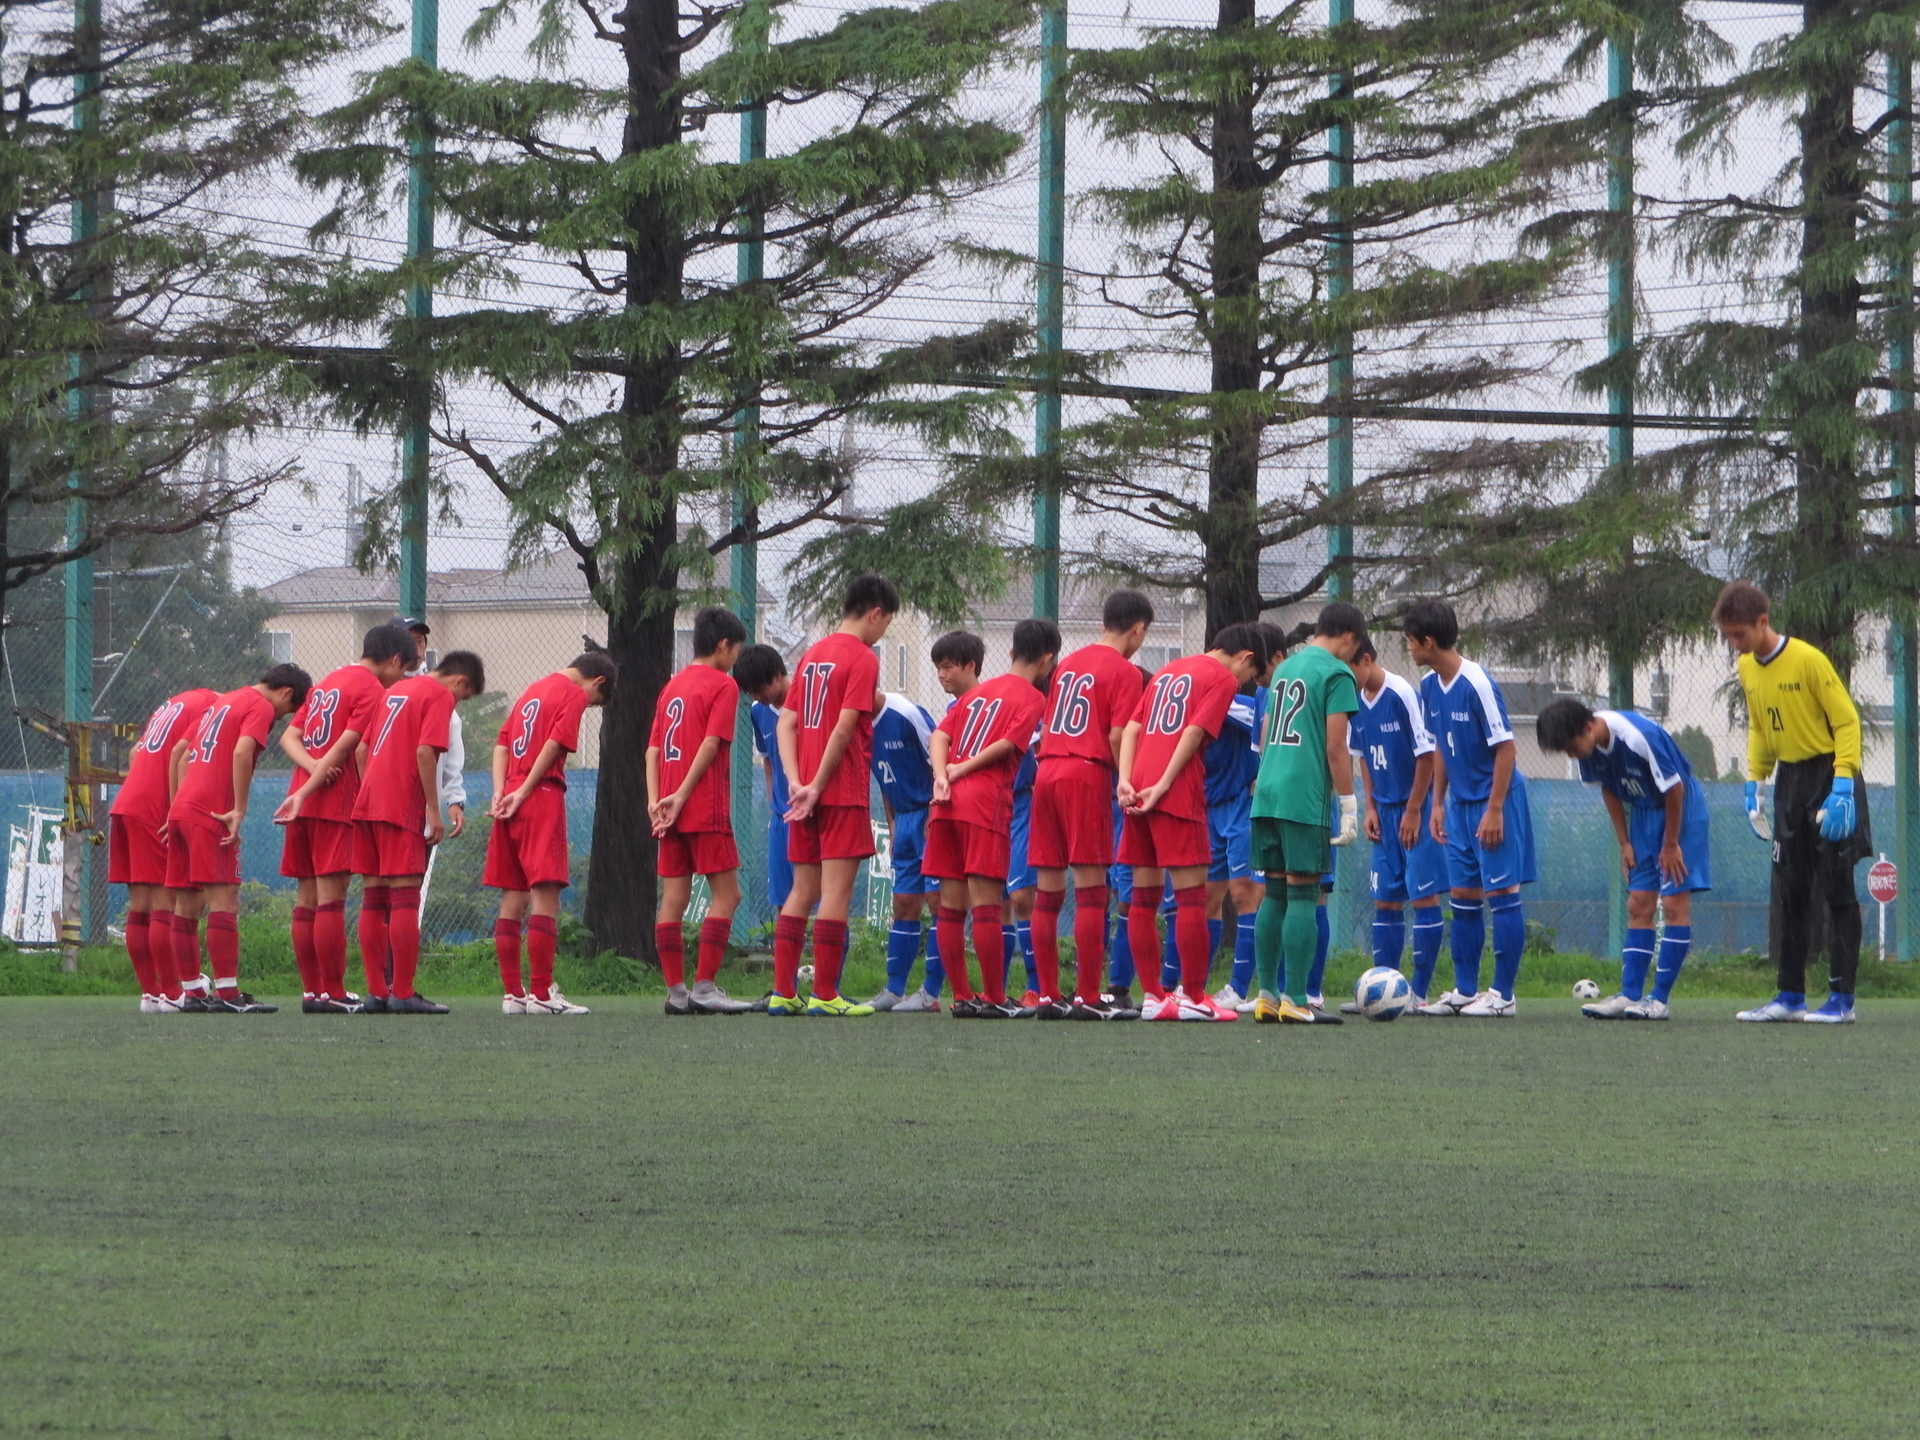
[112,688,219,825]
[1040,643,1145,770]
[783,631,881,808]
[499,673,591,794]
[649,663,739,833]
[934,673,1046,831]
[350,676,455,829]
[168,687,277,822]
[1126,655,1239,822]
[283,663,389,821]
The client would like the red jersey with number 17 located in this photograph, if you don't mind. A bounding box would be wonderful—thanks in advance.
[783,631,881,808]
[1126,655,1239,822]
[650,663,739,833]
[284,663,389,821]
[168,687,278,822]
[112,688,219,825]
[350,676,455,829]
[499,673,591,794]
[934,673,1046,830]
[1040,643,1145,770]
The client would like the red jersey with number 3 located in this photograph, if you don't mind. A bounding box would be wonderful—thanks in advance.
[284,663,389,821]
[650,663,739,833]
[935,673,1046,830]
[783,632,881,808]
[499,673,590,794]
[1126,655,1239,822]
[350,676,455,829]
[112,688,219,825]
[1041,643,1146,770]
[168,687,277,822]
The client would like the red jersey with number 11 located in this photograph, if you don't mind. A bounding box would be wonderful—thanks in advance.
[650,663,739,833]
[112,688,219,825]
[499,673,591,795]
[934,673,1046,831]
[350,676,455,829]
[1126,655,1239,822]
[783,632,881,808]
[1041,643,1145,770]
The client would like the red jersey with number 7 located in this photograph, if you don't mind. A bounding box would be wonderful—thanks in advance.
[783,632,881,808]
[283,663,389,822]
[649,663,739,833]
[350,676,455,829]
[168,687,277,822]
[1040,643,1145,770]
[934,673,1046,830]
[112,688,219,825]
[499,673,591,794]
[1126,655,1239,822]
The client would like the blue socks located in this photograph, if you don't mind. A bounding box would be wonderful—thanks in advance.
[1372,907,1406,972]
[884,920,921,997]
[1017,920,1037,993]
[1410,906,1444,999]
[1307,903,1330,997]
[1450,899,1484,996]
[1159,893,1180,990]
[1230,911,1256,996]
[1108,907,1135,989]
[1489,891,1525,1000]
[923,924,946,997]
[1621,927,1655,1001]
[1652,925,1689,1004]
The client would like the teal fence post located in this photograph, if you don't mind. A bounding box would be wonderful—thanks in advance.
[1325,0,1353,602]
[1033,0,1066,622]
[398,0,437,620]
[1605,33,1635,963]
[1889,48,1917,960]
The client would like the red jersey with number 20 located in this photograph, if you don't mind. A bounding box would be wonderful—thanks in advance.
[1126,655,1239,822]
[112,688,219,824]
[935,673,1046,831]
[499,672,590,795]
[169,687,277,821]
[784,632,881,808]
[650,663,739,833]
[1041,643,1146,770]
[350,676,455,829]
[284,663,389,821]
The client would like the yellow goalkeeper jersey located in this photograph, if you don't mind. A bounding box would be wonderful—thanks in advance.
[1737,636,1862,781]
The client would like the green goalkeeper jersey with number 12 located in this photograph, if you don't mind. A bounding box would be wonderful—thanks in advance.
[1253,645,1359,827]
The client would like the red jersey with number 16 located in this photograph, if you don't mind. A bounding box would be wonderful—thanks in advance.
[1041,643,1145,770]
[783,631,881,808]
[112,688,219,825]
[934,673,1046,831]
[284,663,389,821]
[1126,655,1239,822]
[350,676,455,829]
[168,687,277,822]
[650,663,739,833]
[499,673,591,794]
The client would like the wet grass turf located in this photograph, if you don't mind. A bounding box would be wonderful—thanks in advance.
[2,996,1917,1438]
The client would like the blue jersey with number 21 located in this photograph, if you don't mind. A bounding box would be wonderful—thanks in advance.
[872,693,936,811]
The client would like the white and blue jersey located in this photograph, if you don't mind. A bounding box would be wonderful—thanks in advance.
[1200,690,1259,881]
[1579,709,1712,896]
[1006,721,1041,893]
[1420,660,1536,891]
[1350,671,1447,903]
[873,693,937,895]
[750,700,793,907]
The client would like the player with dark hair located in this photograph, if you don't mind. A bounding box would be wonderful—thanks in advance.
[1004,616,1060,1011]
[1536,697,1710,1020]
[272,622,416,1013]
[164,662,312,1012]
[733,643,794,919]
[1713,580,1869,1023]
[487,653,611,1016]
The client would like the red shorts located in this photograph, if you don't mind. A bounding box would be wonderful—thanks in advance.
[164,812,241,889]
[354,820,428,880]
[657,829,739,879]
[1028,760,1117,869]
[923,815,1010,881]
[109,812,167,887]
[1118,809,1211,869]
[483,786,571,891]
[280,817,357,878]
[787,803,874,863]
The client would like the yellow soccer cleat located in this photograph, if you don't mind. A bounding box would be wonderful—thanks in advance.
[805,994,876,1017]
[765,993,807,1017]
[1253,994,1285,1024]
[1278,997,1320,1024]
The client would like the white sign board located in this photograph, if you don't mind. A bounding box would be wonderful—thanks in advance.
[5,809,65,944]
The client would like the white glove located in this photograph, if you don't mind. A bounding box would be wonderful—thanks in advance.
[1745,780,1772,842]
[1332,793,1360,847]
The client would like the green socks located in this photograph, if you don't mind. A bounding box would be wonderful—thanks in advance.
[1254,891,1287,998]
[1282,882,1320,1001]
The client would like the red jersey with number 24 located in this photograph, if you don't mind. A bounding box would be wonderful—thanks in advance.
[350,676,455,829]
[284,663,389,821]
[935,673,1046,831]
[650,663,739,833]
[1126,655,1239,822]
[499,673,590,795]
[784,632,881,808]
[1041,643,1146,770]
[112,688,219,824]
[169,687,277,821]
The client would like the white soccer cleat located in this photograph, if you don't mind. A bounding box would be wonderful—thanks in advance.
[1141,992,1180,1021]
[1459,990,1517,1018]
[1306,993,1325,1011]
[1622,997,1670,1020]
[1177,991,1239,1021]
[1581,993,1637,1020]
[138,993,183,1014]
[1415,989,1475,1016]
[1210,985,1245,1012]
[892,987,942,1013]
[1735,998,1805,1023]
[502,993,529,1016]
[526,988,590,1016]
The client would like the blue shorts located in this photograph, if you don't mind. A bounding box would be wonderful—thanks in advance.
[767,815,793,908]
[1443,793,1538,892]
[1625,782,1712,896]
[1206,793,1253,882]
[891,807,932,896]
[1368,799,1448,903]
[1006,791,1036,894]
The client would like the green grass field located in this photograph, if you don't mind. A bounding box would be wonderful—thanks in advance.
[5,997,1918,1438]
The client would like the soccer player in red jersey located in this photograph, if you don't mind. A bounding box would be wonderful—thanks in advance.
[647,606,754,1017]
[486,653,614,1016]
[164,663,312,1013]
[271,622,416,1013]
[1118,623,1274,1021]
[110,686,219,1011]
[1028,588,1154,1018]
[349,650,484,1014]
[769,573,899,1016]
[926,619,1058,1017]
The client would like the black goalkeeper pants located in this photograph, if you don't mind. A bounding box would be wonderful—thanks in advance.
[1770,755,1872,996]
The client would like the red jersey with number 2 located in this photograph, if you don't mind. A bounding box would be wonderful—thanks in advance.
[935,673,1046,830]
[112,688,219,824]
[169,687,277,821]
[783,632,881,808]
[1041,643,1146,770]
[1126,656,1238,822]
[499,673,590,794]
[284,663,389,821]
[650,663,739,833]
[350,676,455,829]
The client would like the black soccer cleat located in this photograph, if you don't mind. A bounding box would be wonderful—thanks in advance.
[177,991,215,1013]
[1070,999,1140,1021]
[1030,999,1075,1021]
[974,1000,1021,1019]
[360,995,390,1014]
[664,995,692,1017]
[949,998,981,1019]
[308,996,364,1014]
[387,993,450,1014]
[206,991,278,1014]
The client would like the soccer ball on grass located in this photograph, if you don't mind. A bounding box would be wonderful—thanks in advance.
[1572,978,1601,1000]
[1354,966,1414,1021]
[798,964,816,984]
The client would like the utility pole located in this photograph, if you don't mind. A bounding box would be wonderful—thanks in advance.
[1325,0,1354,602]
[1033,0,1066,622]
[398,0,437,620]
[1889,47,1917,960]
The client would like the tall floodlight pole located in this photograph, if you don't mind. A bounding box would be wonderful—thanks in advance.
[398,0,437,620]
[1326,0,1353,601]
[1889,49,1917,960]
[1034,1,1066,621]
[731,26,769,920]
[1605,35,1635,961]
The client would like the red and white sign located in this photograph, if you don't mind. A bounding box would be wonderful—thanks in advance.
[1869,858,1899,905]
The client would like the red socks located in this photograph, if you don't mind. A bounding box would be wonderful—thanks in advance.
[527,914,557,1000]
[772,911,806,996]
[358,887,391,998]
[938,906,973,1001]
[388,886,422,999]
[173,911,203,990]
[124,910,154,995]
[315,900,348,999]
[207,912,239,991]
[696,916,730,984]
[1175,885,1210,999]
[1128,896,1164,999]
[812,918,848,1001]
[1031,889,1065,1001]
[291,905,317,995]
[495,917,524,996]
[655,922,686,988]
[1074,884,1109,1003]
[971,905,1006,1004]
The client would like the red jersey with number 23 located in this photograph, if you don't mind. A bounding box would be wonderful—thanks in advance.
[1041,643,1146,770]
[113,688,219,824]
[169,687,277,821]
[935,673,1045,831]
[1126,656,1239,822]
[284,663,389,821]
[499,673,590,794]
[784,632,881,808]
[650,663,739,833]
[351,676,454,829]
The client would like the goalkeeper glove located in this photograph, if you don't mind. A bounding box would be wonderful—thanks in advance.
[1818,776,1857,842]
[1332,793,1360,847]
[1745,781,1772,842]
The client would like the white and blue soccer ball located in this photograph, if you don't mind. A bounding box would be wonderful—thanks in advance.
[1354,966,1414,1021]
[1572,978,1601,1000]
